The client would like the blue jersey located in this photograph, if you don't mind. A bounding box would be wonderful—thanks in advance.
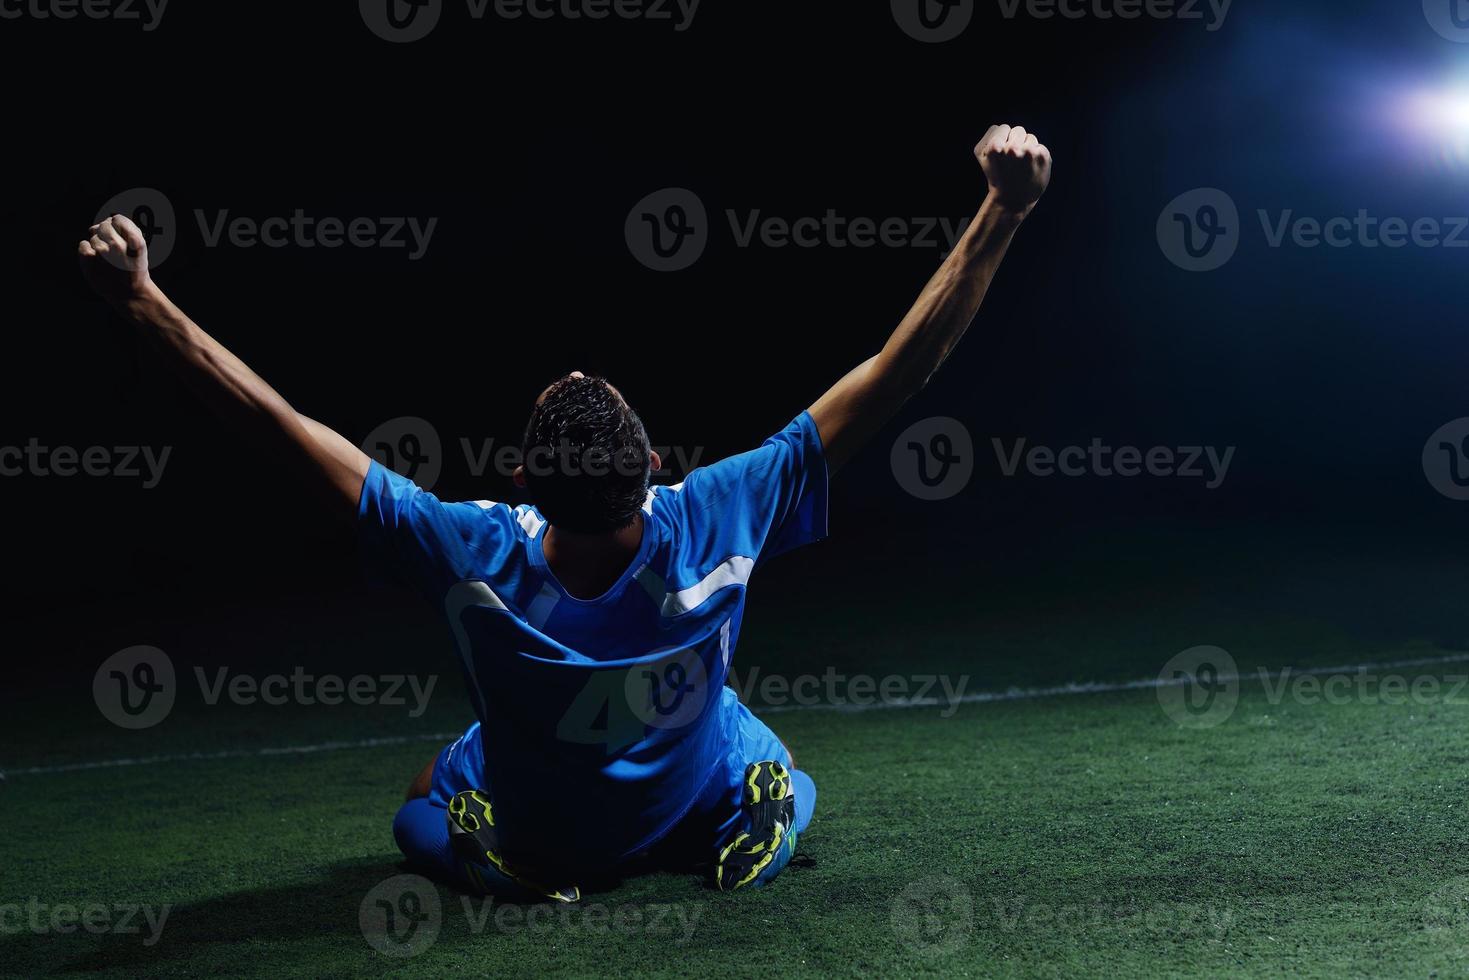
[359,412,828,872]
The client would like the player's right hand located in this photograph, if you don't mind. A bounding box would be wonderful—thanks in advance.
[78,213,154,307]
[975,124,1052,218]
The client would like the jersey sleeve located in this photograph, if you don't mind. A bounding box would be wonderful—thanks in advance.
[666,411,830,570]
[357,461,503,599]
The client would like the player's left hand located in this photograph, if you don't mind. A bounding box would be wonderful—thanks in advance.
[78,213,154,308]
[975,124,1052,218]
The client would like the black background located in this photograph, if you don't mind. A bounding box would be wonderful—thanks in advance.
[3,0,1468,658]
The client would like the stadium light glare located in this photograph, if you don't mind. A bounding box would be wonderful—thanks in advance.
[1380,79,1469,169]
[1403,87,1469,135]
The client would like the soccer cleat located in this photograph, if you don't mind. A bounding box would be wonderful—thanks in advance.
[715,761,796,892]
[447,789,581,903]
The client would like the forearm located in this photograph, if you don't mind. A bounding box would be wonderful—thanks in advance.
[872,197,1025,394]
[121,282,367,507]
[810,198,1029,471]
[807,123,1051,473]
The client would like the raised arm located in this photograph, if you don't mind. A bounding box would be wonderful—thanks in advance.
[78,214,371,518]
[807,124,1052,473]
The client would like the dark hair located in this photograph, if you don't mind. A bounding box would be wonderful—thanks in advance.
[520,374,651,534]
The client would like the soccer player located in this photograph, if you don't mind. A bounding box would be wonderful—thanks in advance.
[77,124,1051,898]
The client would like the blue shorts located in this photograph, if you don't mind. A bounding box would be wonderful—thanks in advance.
[394,688,816,894]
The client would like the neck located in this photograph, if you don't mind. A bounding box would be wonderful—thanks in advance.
[543,514,644,600]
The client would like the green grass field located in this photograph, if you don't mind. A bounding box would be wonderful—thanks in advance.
[6,526,1469,977]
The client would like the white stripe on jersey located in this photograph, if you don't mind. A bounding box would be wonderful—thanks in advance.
[661,555,754,617]
[516,506,547,539]
[641,482,686,515]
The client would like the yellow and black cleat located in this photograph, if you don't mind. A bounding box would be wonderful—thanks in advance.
[714,761,795,892]
[447,789,581,903]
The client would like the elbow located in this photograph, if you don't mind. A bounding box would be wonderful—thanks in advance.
[871,353,938,403]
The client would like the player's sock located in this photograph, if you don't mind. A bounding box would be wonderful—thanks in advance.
[714,760,797,891]
[447,789,581,903]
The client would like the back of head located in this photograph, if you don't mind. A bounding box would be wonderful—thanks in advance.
[520,374,651,534]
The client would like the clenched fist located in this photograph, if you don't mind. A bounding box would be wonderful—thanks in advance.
[975,124,1052,217]
[78,213,154,308]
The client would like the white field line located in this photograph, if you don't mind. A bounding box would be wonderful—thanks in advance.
[2,733,461,778]
[755,650,1469,713]
[7,651,1469,778]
